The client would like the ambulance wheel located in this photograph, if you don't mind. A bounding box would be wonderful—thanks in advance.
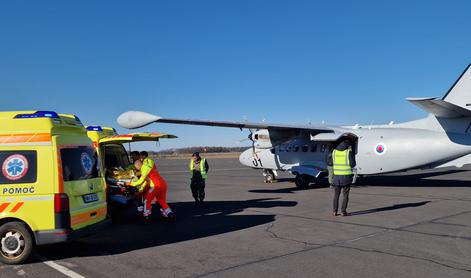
[295,174,310,188]
[0,222,33,265]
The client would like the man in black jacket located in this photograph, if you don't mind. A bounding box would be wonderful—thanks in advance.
[330,139,356,216]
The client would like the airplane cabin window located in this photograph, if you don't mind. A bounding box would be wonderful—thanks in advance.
[321,144,326,152]
[294,146,299,152]
[302,145,308,152]
[311,144,317,152]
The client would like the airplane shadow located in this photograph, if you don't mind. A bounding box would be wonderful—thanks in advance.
[348,201,430,216]
[249,185,324,194]
[33,198,297,262]
[360,169,471,188]
[249,179,330,194]
[272,178,295,183]
[249,169,470,194]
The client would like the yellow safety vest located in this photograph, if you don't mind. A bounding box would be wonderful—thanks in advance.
[190,158,208,180]
[332,149,353,176]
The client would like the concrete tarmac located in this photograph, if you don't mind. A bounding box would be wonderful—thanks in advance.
[1,158,471,277]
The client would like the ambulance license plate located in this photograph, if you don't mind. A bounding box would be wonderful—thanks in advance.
[83,193,98,203]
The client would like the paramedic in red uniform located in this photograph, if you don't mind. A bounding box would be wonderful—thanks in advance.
[128,151,174,220]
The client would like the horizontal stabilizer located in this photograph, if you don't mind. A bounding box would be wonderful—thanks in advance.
[406,97,471,118]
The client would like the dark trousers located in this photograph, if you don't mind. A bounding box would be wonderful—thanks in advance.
[190,178,205,202]
[333,185,350,213]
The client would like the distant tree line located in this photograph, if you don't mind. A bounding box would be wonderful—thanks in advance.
[153,146,250,155]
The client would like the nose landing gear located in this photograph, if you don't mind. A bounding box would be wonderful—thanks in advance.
[262,169,276,183]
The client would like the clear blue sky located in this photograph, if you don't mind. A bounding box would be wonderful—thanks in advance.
[1,1,470,150]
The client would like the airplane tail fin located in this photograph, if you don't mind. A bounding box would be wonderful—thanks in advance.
[442,63,471,108]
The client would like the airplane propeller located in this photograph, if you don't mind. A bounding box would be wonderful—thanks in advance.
[248,129,259,158]
[238,129,259,158]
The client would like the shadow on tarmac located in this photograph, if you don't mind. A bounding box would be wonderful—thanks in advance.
[249,179,329,194]
[249,185,325,194]
[348,201,431,216]
[33,198,297,262]
[361,169,471,187]
[251,170,470,194]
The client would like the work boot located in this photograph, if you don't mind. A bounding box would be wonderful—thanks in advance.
[142,214,152,223]
[341,212,348,217]
[333,211,339,216]
[166,212,175,223]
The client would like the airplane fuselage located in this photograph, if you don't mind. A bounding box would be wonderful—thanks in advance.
[239,120,471,176]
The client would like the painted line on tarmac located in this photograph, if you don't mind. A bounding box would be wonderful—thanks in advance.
[37,256,86,278]
[160,167,247,174]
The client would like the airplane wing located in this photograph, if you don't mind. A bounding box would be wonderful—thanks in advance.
[117,111,336,134]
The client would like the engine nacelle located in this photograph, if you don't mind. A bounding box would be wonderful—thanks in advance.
[250,129,298,149]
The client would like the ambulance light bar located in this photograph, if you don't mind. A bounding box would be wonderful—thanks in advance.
[86,126,104,131]
[14,111,60,119]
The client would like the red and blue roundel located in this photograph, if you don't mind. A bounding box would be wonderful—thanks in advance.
[374,143,387,155]
[80,152,93,175]
[2,154,29,180]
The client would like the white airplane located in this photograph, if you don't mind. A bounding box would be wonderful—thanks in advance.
[118,63,471,188]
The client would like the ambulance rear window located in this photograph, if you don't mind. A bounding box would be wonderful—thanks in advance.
[60,147,100,181]
[0,151,37,184]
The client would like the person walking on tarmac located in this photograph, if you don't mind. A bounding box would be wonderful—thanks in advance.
[190,152,209,206]
[331,139,356,216]
[127,151,174,220]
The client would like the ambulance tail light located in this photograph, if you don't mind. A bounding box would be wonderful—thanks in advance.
[54,193,70,213]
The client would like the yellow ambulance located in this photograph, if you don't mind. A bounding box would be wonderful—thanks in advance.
[0,111,108,264]
[85,126,176,213]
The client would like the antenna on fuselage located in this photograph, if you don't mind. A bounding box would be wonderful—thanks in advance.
[368,120,374,130]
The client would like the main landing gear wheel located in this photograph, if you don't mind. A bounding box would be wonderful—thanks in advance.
[0,222,33,265]
[295,174,310,189]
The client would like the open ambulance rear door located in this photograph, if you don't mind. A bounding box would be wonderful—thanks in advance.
[98,132,177,206]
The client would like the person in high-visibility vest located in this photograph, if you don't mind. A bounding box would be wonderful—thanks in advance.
[127,151,174,220]
[189,152,209,206]
[331,139,356,216]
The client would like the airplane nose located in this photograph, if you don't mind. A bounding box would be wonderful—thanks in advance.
[239,149,253,167]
